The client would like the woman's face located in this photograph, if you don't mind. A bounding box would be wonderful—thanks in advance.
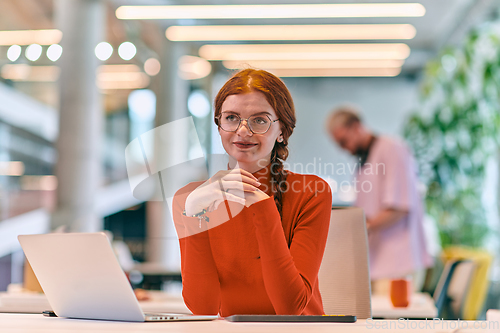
[219,91,282,172]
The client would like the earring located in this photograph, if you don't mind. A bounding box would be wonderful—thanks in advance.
[277,137,283,143]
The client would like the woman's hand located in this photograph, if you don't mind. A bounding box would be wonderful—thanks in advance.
[184,168,266,216]
[240,187,270,207]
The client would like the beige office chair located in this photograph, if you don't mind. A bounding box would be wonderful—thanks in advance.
[447,260,476,319]
[433,259,476,319]
[318,207,372,319]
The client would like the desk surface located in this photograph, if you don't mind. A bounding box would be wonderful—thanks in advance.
[371,292,438,319]
[0,291,190,315]
[0,291,440,321]
[0,313,494,333]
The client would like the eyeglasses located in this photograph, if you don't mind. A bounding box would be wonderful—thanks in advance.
[216,112,279,134]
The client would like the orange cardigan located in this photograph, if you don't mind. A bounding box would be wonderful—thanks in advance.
[173,165,332,317]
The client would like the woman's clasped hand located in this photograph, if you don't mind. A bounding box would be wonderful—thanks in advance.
[184,168,268,216]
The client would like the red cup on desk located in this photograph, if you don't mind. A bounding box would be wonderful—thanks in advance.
[390,279,411,308]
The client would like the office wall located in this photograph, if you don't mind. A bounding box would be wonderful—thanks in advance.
[282,76,420,203]
[284,75,419,161]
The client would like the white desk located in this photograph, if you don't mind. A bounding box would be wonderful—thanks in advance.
[371,292,438,319]
[0,313,494,333]
[0,292,51,314]
[0,291,441,320]
[138,292,190,314]
[0,291,190,315]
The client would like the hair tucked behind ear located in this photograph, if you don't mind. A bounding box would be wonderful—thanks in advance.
[214,69,296,218]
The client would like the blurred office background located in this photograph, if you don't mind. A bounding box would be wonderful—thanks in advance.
[0,0,500,319]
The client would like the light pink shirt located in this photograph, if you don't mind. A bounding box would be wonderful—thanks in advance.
[355,136,432,280]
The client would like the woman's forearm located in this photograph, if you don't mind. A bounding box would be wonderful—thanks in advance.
[173,189,222,315]
[179,237,221,315]
[250,190,330,314]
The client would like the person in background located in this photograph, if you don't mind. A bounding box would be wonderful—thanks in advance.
[326,105,432,293]
[173,69,332,316]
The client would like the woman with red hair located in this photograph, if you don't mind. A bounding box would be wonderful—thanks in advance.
[173,69,332,316]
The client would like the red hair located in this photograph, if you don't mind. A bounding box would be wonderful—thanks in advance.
[214,69,296,216]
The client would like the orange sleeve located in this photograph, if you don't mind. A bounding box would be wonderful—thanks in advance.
[251,178,331,314]
[173,188,221,315]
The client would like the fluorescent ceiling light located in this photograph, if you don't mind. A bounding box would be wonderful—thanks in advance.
[97,64,142,74]
[25,44,43,61]
[95,42,113,61]
[223,59,404,70]
[266,68,402,77]
[96,64,150,90]
[47,44,63,62]
[167,24,416,41]
[200,43,411,61]
[0,161,25,176]
[21,175,58,191]
[7,45,22,61]
[1,64,60,82]
[117,3,425,20]
[178,55,212,80]
[96,74,150,90]
[98,72,147,82]
[0,29,62,45]
[118,42,137,61]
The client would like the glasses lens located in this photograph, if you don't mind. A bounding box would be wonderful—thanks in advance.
[219,113,272,133]
[219,113,240,132]
[248,115,271,134]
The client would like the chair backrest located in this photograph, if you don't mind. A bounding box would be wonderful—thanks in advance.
[433,259,460,305]
[441,246,493,320]
[421,257,444,296]
[433,259,463,319]
[318,207,371,319]
[447,260,475,318]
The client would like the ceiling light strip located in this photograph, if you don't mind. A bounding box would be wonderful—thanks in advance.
[97,64,142,73]
[117,3,425,20]
[166,24,416,41]
[96,65,150,89]
[0,29,62,45]
[223,59,405,70]
[96,75,150,90]
[199,43,411,61]
[266,67,402,77]
[1,64,60,82]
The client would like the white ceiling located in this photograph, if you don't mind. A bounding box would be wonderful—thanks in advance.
[110,0,500,73]
[1,0,499,74]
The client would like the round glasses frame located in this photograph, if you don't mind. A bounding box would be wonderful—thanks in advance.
[216,113,280,134]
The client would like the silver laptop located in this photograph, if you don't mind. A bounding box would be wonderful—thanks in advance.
[18,232,218,322]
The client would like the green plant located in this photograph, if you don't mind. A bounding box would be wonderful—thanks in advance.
[404,21,500,248]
